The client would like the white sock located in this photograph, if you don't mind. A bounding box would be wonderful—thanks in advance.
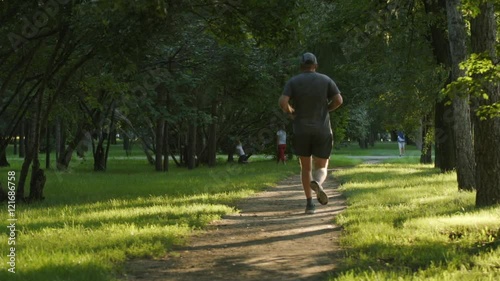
[312,167,327,185]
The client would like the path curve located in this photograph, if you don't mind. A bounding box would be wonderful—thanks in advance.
[122,169,346,281]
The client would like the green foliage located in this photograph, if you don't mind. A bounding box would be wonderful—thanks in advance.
[197,0,303,48]
[444,52,500,120]
[476,102,500,119]
[331,107,349,146]
[297,0,447,139]
[460,0,487,18]
[345,106,372,141]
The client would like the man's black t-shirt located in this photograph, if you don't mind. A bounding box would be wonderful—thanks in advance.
[282,71,340,134]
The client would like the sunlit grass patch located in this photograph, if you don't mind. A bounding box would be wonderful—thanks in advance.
[13,223,189,281]
[0,157,297,281]
[335,142,420,157]
[333,163,500,281]
[331,155,364,166]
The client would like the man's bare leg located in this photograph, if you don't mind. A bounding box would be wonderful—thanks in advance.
[299,156,318,214]
[299,156,313,199]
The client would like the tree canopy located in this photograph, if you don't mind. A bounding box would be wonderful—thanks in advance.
[0,0,499,206]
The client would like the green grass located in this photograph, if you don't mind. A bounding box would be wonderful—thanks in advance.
[333,155,364,166]
[332,163,500,281]
[335,141,421,157]
[5,143,496,281]
[0,156,293,280]
[0,145,359,281]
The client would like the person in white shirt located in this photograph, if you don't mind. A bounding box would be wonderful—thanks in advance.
[276,128,287,164]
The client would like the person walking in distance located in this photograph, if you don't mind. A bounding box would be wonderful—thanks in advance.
[397,131,406,156]
[276,126,287,164]
[278,52,343,214]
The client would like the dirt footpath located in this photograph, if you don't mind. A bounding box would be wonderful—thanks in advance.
[122,169,346,281]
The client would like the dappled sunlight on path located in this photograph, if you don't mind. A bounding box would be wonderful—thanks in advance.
[122,170,346,281]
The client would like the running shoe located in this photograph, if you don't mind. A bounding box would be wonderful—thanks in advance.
[305,203,316,214]
[310,180,328,205]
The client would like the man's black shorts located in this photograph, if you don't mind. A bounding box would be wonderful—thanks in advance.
[293,131,333,159]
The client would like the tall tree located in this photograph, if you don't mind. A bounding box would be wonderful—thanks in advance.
[469,1,500,206]
[445,0,476,191]
[423,0,456,171]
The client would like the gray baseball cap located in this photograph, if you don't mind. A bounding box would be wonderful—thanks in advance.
[301,52,317,65]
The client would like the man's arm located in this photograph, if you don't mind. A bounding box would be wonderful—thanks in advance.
[278,95,294,114]
[328,93,343,112]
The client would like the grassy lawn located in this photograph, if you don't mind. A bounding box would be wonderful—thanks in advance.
[0,145,356,281]
[333,160,500,280]
[2,143,498,281]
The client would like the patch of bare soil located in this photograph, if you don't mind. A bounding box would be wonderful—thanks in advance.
[121,169,346,281]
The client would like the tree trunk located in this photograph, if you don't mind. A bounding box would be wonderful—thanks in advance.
[110,129,117,144]
[434,82,456,171]
[0,134,9,167]
[13,132,17,155]
[207,100,218,167]
[424,0,456,171]
[20,90,47,201]
[163,122,169,171]
[123,134,131,156]
[142,141,155,165]
[446,0,476,191]
[226,139,235,163]
[420,114,433,164]
[0,144,9,167]
[28,158,46,202]
[18,154,32,199]
[45,126,50,169]
[57,123,85,170]
[19,121,25,158]
[93,137,106,171]
[470,2,500,206]
[55,119,61,161]
[368,130,376,147]
[358,138,368,149]
[179,133,185,166]
[155,119,165,171]
[55,118,66,163]
[207,122,217,167]
[187,122,197,170]
[28,86,46,202]
[17,120,35,199]
[196,126,204,166]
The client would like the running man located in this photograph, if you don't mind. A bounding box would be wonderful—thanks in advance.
[278,52,343,214]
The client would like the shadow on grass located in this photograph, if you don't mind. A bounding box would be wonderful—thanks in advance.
[5,160,295,212]
[332,162,500,279]
[331,238,497,279]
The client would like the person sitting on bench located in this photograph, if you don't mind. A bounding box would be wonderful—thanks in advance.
[236,140,252,164]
